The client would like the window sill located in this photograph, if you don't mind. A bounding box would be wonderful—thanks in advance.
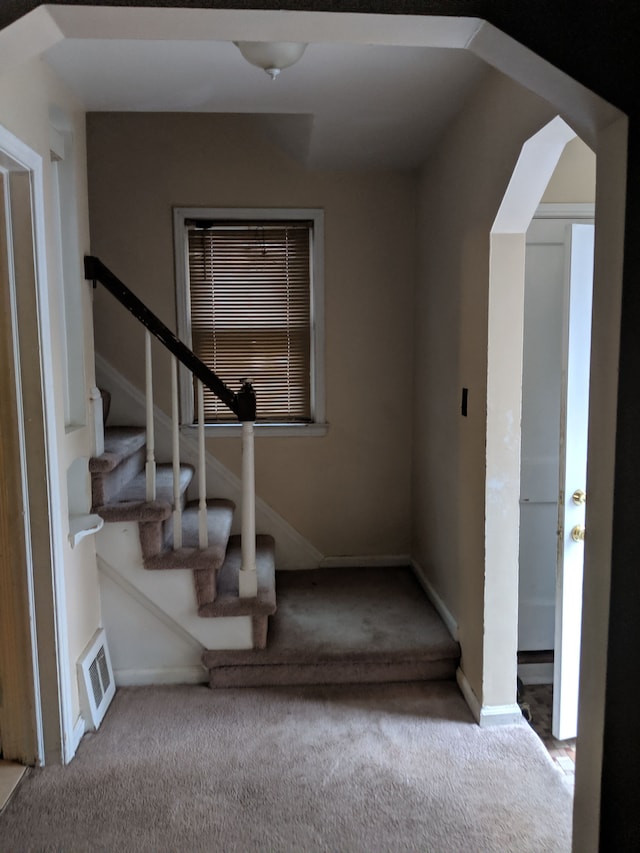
[182,422,329,438]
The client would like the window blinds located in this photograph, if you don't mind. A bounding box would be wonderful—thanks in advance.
[187,221,312,422]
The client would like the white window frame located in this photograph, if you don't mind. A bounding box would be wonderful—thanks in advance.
[173,207,326,436]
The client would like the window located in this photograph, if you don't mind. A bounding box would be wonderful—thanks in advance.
[174,208,324,431]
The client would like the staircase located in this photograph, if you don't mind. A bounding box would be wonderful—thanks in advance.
[90,426,277,652]
[86,260,459,691]
[91,424,461,691]
[85,256,275,666]
[89,426,460,688]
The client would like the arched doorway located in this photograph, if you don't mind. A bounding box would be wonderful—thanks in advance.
[483,115,627,847]
[483,116,578,722]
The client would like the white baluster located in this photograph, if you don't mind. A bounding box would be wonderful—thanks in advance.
[197,380,208,549]
[171,355,182,549]
[239,420,257,597]
[145,330,156,501]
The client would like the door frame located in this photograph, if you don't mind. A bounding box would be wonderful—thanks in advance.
[481,117,578,720]
[483,105,627,774]
[0,123,72,765]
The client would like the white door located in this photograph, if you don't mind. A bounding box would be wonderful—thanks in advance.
[519,213,594,739]
[552,223,595,740]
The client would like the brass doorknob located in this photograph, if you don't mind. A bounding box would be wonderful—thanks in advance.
[572,489,586,505]
[571,525,586,542]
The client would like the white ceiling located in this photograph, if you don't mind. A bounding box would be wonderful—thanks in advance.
[43,38,487,170]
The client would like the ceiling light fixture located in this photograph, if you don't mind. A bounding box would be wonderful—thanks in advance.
[234,41,307,81]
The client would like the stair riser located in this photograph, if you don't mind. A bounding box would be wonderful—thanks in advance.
[139,519,167,560]
[208,658,458,689]
[139,507,187,560]
[194,567,216,608]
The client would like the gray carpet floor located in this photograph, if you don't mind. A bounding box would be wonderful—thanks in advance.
[257,565,460,660]
[0,681,572,852]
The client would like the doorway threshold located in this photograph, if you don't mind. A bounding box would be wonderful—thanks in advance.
[518,649,554,665]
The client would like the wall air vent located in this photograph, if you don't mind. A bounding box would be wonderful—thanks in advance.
[77,628,116,731]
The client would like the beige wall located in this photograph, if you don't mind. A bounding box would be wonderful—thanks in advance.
[0,57,99,734]
[542,136,596,203]
[412,69,556,701]
[87,113,416,558]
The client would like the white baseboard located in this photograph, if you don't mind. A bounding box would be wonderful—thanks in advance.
[456,667,481,722]
[478,703,523,727]
[456,667,523,727]
[318,554,410,569]
[411,559,459,641]
[114,666,208,687]
[70,716,86,757]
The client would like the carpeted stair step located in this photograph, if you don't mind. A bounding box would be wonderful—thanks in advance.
[90,426,147,507]
[200,534,276,649]
[203,566,460,688]
[93,462,194,523]
[90,426,147,472]
[142,499,235,586]
[91,422,277,643]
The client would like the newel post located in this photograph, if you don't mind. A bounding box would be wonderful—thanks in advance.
[236,380,257,598]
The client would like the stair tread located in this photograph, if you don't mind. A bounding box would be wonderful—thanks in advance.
[95,463,193,522]
[198,534,276,618]
[89,427,146,473]
[116,462,193,502]
[178,499,236,548]
[144,499,235,570]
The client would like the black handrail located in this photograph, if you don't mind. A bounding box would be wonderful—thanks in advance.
[84,256,256,421]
